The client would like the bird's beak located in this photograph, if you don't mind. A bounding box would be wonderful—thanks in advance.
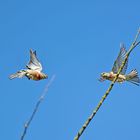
[45,75,48,79]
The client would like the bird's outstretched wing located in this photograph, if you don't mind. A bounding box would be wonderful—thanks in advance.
[112,43,128,74]
[26,50,42,71]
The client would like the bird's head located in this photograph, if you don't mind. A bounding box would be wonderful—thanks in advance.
[42,73,48,79]
[99,72,110,82]
[101,72,110,79]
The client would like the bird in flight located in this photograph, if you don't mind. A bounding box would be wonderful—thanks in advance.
[9,49,48,81]
[100,44,140,86]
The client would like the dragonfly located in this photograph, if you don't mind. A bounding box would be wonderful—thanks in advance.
[9,49,48,81]
[100,44,140,86]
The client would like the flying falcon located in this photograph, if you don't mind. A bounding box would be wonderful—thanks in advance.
[9,49,48,81]
[100,44,140,86]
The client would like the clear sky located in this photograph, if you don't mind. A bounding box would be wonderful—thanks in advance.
[1,0,140,140]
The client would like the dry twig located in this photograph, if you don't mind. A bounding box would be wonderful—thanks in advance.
[20,74,56,140]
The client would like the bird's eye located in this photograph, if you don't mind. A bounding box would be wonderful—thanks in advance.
[101,72,105,75]
[101,72,106,77]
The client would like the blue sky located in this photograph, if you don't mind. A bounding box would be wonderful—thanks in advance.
[1,0,140,140]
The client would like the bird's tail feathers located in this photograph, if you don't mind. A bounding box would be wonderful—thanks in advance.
[126,69,140,86]
[9,70,27,80]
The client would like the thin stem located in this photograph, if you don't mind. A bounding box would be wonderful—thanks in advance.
[20,75,56,140]
[127,28,140,54]
[74,28,140,140]
[133,28,140,43]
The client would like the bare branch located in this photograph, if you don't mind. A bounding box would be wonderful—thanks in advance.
[20,74,56,140]
[74,28,140,140]
[133,28,140,44]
